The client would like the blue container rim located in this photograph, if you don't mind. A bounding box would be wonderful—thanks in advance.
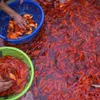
[0,0,44,42]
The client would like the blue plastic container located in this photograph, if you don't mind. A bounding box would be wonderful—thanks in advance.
[0,0,44,44]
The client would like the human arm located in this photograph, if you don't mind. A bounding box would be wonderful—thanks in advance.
[0,0,27,29]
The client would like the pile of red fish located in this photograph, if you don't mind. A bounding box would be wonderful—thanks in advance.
[5,0,100,100]
[7,14,37,39]
[0,56,28,96]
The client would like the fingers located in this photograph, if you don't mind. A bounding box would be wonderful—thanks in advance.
[20,0,23,4]
[17,19,27,29]
[13,13,27,29]
[0,81,12,92]
[22,18,27,26]
[3,83,12,91]
[18,22,25,29]
[3,81,12,86]
[0,79,5,82]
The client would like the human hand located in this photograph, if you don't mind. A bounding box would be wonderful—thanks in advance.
[0,80,12,92]
[13,13,27,29]
[20,0,23,4]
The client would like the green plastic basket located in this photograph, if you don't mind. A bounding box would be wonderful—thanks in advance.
[0,47,34,100]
